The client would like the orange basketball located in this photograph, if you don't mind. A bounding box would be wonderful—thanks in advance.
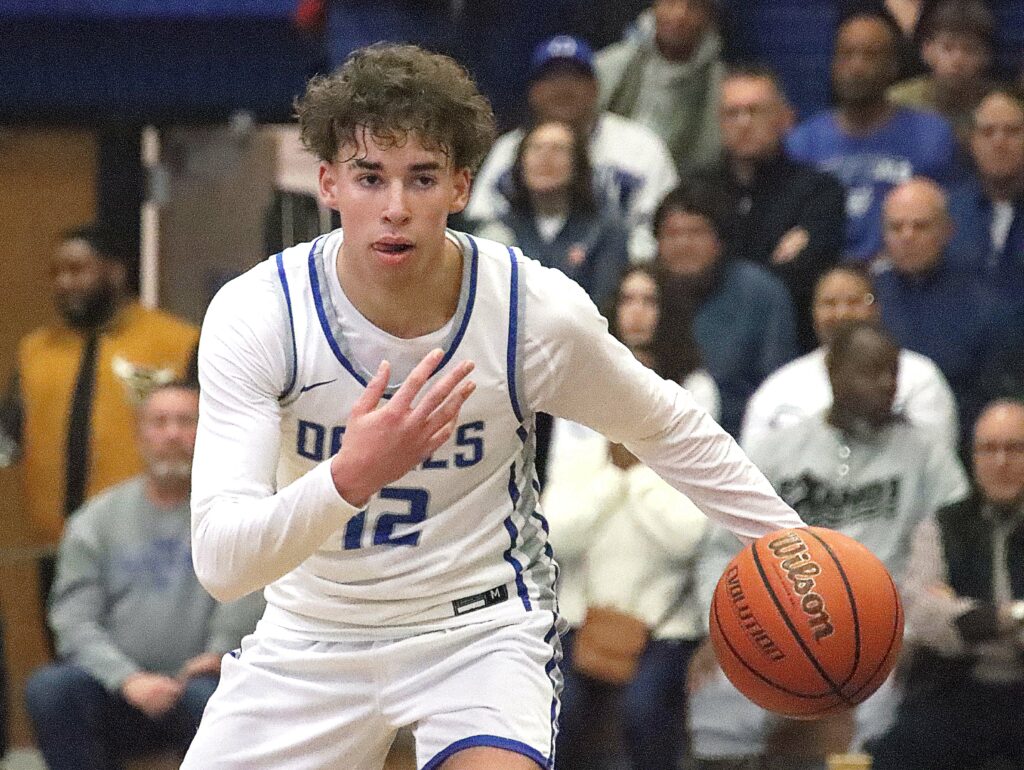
[709,526,903,719]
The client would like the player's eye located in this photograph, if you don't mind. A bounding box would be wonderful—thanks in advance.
[358,174,382,186]
[415,175,438,188]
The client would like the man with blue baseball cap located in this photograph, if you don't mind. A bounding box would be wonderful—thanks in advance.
[466,34,679,261]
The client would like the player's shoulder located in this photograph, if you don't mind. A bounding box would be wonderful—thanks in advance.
[127,302,199,339]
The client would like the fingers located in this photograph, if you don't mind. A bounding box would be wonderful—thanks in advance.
[412,360,475,419]
[423,417,459,459]
[351,360,390,417]
[390,348,444,411]
[423,379,476,436]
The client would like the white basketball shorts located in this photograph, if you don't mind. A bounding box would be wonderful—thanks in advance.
[181,611,563,769]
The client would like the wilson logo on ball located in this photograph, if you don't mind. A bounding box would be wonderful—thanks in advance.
[767,532,835,642]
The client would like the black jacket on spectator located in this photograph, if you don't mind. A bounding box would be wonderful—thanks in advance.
[693,154,846,351]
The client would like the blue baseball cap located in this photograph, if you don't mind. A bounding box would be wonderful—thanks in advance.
[529,35,596,81]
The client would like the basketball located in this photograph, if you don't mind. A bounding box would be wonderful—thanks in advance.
[709,527,903,719]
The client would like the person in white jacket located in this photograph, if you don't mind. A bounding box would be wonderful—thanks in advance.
[741,263,958,452]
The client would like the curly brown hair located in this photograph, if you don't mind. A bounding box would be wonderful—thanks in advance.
[296,43,496,172]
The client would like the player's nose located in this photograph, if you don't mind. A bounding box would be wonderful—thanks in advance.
[382,181,412,224]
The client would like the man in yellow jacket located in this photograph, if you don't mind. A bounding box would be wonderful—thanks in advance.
[0,224,198,600]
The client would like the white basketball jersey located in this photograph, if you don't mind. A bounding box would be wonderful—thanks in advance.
[263,231,557,636]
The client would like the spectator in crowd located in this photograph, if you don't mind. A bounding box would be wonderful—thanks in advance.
[545,264,721,501]
[544,329,710,770]
[948,85,1024,310]
[871,398,1024,770]
[595,0,724,172]
[843,0,944,78]
[690,319,970,770]
[0,225,199,606]
[696,65,846,350]
[472,119,629,310]
[786,9,958,260]
[873,177,1016,435]
[24,382,265,770]
[465,34,678,261]
[742,263,958,453]
[653,182,798,437]
[888,0,995,145]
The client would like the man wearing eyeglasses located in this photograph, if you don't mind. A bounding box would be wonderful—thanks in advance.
[693,65,846,351]
[871,398,1024,769]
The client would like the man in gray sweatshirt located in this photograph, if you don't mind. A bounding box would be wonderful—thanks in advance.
[24,382,264,770]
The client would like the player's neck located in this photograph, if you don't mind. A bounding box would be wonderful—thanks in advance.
[838,100,894,135]
[338,238,463,338]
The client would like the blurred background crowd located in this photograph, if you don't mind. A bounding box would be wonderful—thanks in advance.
[4,1,1024,768]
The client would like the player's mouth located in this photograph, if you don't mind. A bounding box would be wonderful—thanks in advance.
[372,238,414,257]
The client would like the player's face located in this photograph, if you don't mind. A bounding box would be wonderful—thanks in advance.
[922,32,989,87]
[320,131,470,283]
[882,186,951,276]
[616,270,660,347]
[970,94,1024,184]
[812,271,877,345]
[719,76,792,162]
[138,387,199,483]
[656,209,722,277]
[832,17,897,106]
[973,403,1024,506]
[521,122,575,196]
[51,238,120,329]
[830,332,898,427]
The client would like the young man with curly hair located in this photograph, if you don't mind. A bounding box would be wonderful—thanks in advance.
[182,43,803,770]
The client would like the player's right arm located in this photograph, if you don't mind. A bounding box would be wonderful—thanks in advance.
[192,270,474,602]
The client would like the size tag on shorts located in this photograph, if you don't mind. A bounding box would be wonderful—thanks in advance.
[452,584,509,616]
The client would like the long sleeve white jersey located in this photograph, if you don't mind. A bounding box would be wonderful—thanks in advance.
[191,230,804,640]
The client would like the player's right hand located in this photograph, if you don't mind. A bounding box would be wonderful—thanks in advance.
[330,348,476,508]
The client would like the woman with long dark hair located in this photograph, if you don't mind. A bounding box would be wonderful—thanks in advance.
[474,119,630,310]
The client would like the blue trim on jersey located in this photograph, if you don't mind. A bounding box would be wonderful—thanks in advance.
[309,233,481,390]
[506,246,525,425]
[504,463,532,611]
[543,620,563,767]
[435,234,479,372]
[274,251,298,401]
[307,240,366,387]
[423,735,549,770]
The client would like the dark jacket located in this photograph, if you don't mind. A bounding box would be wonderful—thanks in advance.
[694,154,846,351]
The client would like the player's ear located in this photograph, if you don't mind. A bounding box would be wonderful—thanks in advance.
[319,161,340,211]
[448,167,471,215]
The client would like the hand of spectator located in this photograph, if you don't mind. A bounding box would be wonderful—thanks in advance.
[771,227,809,264]
[179,652,223,681]
[687,637,721,694]
[330,349,476,508]
[121,672,184,718]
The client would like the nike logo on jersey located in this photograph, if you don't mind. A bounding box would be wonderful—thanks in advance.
[299,378,338,394]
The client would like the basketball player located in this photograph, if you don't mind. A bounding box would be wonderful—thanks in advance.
[182,44,805,770]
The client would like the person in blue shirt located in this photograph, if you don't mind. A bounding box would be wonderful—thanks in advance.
[948,85,1024,315]
[652,181,798,438]
[786,9,958,261]
[873,177,1016,440]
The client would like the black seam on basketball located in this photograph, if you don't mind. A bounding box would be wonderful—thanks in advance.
[805,529,861,688]
[750,540,856,708]
[712,571,835,700]
[844,567,903,702]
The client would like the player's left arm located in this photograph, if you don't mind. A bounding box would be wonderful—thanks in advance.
[521,261,805,543]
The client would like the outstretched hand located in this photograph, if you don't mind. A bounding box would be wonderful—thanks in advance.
[330,349,476,508]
